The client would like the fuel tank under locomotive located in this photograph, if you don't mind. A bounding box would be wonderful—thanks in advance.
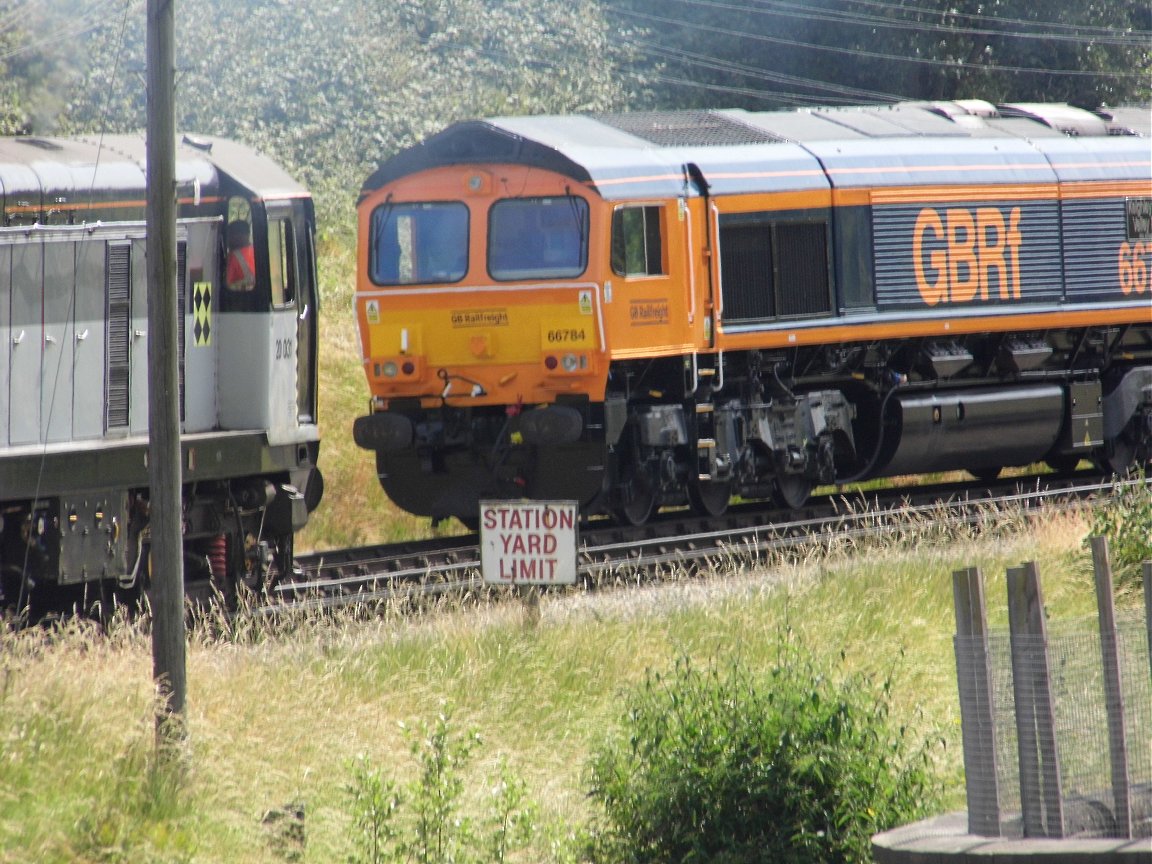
[876,385,1070,478]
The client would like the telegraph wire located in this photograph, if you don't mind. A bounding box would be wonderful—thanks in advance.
[838,0,1151,38]
[0,0,131,63]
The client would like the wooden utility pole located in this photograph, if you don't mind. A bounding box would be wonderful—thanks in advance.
[146,0,187,741]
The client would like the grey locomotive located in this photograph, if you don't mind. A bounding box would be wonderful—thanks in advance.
[0,133,322,617]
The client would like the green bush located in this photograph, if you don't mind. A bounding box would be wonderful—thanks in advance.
[1087,468,1152,590]
[585,636,940,864]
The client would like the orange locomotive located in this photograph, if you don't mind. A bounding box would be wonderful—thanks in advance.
[354,101,1152,528]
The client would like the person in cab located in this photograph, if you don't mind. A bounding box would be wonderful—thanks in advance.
[226,219,256,293]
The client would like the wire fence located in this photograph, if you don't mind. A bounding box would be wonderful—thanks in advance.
[953,550,1152,840]
[956,618,1151,838]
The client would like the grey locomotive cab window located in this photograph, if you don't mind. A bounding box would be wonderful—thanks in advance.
[488,196,588,280]
[370,201,468,285]
[611,205,664,276]
[269,217,297,307]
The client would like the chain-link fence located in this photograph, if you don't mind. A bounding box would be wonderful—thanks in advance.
[956,619,1151,839]
[953,552,1152,840]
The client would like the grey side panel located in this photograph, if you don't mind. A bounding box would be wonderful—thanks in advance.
[1062,197,1143,304]
[42,236,74,443]
[872,199,1063,310]
[177,239,187,424]
[833,206,874,311]
[216,313,270,430]
[10,241,41,444]
[182,220,219,432]
[121,232,190,433]
[105,243,131,431]
[73,237,106,439]
[0,244,9,447]
[129,237,149,435]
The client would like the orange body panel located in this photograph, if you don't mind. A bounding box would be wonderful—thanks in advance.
[356,165,710,408]
[358,167,1152,404]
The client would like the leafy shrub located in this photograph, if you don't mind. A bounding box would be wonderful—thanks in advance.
[585,636,939,864]
[1087,468,1152,590]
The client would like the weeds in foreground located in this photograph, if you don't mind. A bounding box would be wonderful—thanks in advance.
[345,710,537,864]
[1085,468,1151,591]
[72,731,194,863]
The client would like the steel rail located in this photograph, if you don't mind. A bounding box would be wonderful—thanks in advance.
[255,474,1134,616]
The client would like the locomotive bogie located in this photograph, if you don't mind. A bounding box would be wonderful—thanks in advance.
[355,102,1152,527]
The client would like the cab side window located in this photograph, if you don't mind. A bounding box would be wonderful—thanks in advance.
[269,217,297,307]
[611,205,664,276]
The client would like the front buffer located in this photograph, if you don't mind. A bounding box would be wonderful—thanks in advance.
[353,281,611,527]
[355,400,606,528]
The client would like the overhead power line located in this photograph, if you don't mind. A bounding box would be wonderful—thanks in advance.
[625,37,910,102]
[0,0,131,63]
[607,6,1151,80]
[839,0,1152,38]
[652,0,1151,47]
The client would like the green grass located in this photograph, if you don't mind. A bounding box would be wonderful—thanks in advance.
[0,501,1127,863]
[3,231,1140,860]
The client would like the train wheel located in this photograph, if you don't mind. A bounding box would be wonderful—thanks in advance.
[614,473,658,526]
[1097,427,1139,476]
[687,479,731,518]
[773,473,812,510]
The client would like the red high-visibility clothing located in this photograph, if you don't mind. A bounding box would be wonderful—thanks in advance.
[227,245,256,291]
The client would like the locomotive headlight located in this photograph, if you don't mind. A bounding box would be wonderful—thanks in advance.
[382,361,399,378]
[561,353,579,372]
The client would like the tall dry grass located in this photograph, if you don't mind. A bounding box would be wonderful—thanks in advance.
[1,498,1122,862]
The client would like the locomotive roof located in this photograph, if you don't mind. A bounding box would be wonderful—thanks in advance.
[0,133,307,203]
[362,100,1151,201]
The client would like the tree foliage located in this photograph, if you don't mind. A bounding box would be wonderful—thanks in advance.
[0,0,94,134]
[8,0,631,219]
[603,0,1152,110]
[0,0,1146,214]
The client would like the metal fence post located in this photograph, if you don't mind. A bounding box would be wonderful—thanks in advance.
[1145,561,1152,691]
[1007,562,1064,838]
[1091,536,1132,839]
[953,567,1001,836]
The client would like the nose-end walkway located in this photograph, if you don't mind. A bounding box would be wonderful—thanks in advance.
[873,812,1152,864]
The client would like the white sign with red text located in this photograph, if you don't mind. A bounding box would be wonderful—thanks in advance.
[480,500,578,585]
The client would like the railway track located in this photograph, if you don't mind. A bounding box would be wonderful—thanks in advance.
[261,471,1132,615]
